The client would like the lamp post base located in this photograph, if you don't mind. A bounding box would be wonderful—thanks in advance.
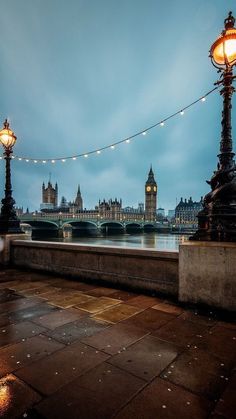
[0,217,23,235]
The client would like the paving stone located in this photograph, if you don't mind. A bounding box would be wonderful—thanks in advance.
[217,321,236,330]
[160,347,230,400]
[0,280,20,289]
[0,289,22,304]
[213,372,236,418]
[8,303,59,324]
[44,316,110,344]
[31,308,84,329]
[114,377,212,419]
[16,341,110,395]
[47,292,95,308]
[152,301,184,315]
[108,335,180,381]
[94,303,143,323]
[21,286,61,297]
[153,316,209,347]
[122,308,175,332]
[0,296,44,315]
[194,325,236,363]
[77,296,121,313]
[0,374,41,419]
[87,286,119,297]
[127,295,162,309]
[9,282,47,292]
[0,335,64,377]
[52,279,97,292]
[0,321,47,348]
[81,323,149,355]
[110,290,139,301]
[179,310,217,326]
[36,362,145,419]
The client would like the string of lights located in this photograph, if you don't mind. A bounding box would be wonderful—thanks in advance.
[1,86,219,164]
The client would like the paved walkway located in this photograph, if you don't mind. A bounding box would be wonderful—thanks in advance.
[0,268,235,419]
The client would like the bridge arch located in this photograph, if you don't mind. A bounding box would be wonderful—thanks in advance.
[68,221,98,237]
[100,221,124,235]
[22,220,59,239]
[144,223,156,232]
[125,222,143,233]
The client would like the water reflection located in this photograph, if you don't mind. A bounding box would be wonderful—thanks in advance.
[35,233,189,251]
[0,376,12,417]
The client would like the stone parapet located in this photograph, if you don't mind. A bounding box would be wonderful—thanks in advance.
[0,233,31,266]
[11,240,178,296]
[179,241,236,311]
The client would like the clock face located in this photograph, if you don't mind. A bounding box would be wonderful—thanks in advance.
[154,186,157,192]
[146,186,151,192]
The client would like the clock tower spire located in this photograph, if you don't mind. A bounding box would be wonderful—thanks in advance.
[145,166,157,221]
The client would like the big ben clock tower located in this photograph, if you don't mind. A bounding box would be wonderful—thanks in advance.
[145,166,157,221]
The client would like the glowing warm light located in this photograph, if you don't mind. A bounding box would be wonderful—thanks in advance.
[0,376,14,416]
[211,30,236,67]
[0,120,17,149]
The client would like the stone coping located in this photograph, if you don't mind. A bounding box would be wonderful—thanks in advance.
[181,241,236,248]
[12,240,179,260]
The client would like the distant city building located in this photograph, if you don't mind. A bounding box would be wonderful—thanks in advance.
[73,185,83,211]
[167,209,175,221]
[175,197,203,225]
[98,198,122,220]
[145,166,157,221]
[38,167,157,222]
[157,208,165,217]
[41,180,58,211]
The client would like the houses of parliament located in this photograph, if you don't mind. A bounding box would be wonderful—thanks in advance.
[40,167,158,221]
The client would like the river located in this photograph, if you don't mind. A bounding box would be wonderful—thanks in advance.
[34,233,190,251]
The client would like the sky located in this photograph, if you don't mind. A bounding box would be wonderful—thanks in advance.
[0,0,236,212]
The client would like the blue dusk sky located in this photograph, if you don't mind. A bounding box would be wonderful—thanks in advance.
[0,0,236,212]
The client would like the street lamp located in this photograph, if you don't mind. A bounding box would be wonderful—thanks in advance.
[0,119,22,234]
[191,12,236,242]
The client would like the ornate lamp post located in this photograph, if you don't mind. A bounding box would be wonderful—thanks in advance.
[191,12,236,241]
[0,119,22,234]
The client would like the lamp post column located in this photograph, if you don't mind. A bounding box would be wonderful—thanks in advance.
[219,68,235,171]
[0,120,22,234]
[191,12,236,242]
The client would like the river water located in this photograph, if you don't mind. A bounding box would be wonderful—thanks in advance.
[36,233,190,251]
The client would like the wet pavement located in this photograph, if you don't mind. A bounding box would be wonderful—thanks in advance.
[0,268,235,419]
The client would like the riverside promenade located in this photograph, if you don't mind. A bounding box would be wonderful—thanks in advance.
[0,268,235,419]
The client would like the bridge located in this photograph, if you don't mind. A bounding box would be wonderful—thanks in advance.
[19,213,161,238]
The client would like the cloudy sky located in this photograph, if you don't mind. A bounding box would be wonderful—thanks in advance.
[0,0,235,212]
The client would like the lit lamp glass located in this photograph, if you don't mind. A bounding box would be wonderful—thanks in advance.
[0,120,17,150]
[210,13,236,69]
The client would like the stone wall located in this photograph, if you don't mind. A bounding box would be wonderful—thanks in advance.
[179,242,236,311]
[11,240,179,296]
